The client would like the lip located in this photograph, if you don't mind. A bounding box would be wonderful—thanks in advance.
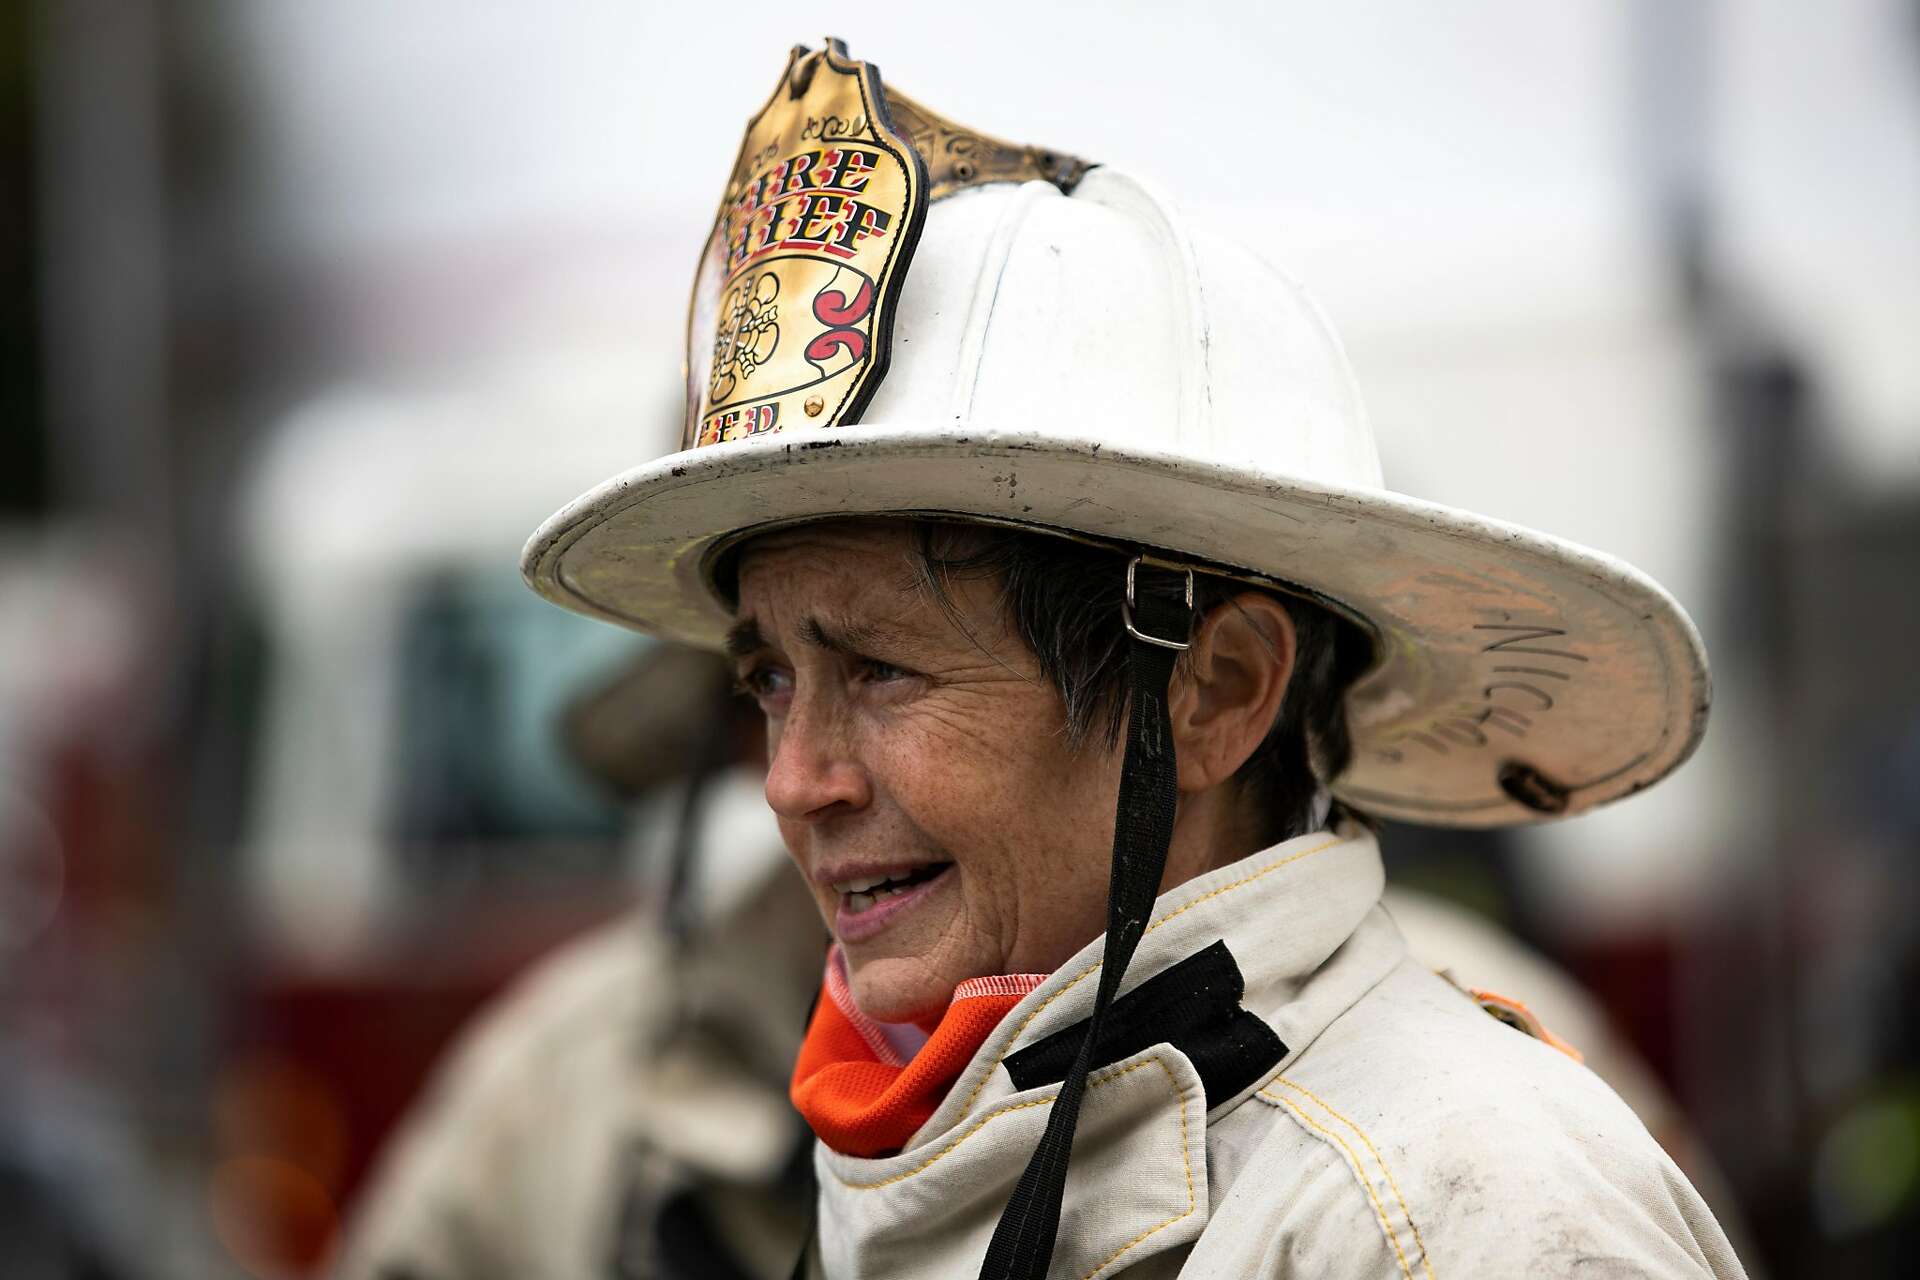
[832,863,956,944]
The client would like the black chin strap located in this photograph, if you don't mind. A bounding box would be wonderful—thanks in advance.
[977,557,1194,1280]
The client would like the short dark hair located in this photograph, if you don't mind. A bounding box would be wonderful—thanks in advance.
[910,523,1373,846]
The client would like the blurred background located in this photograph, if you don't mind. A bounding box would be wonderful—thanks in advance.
[2,1,1917,1276]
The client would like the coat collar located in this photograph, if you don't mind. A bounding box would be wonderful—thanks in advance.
[812,826,1399,1280]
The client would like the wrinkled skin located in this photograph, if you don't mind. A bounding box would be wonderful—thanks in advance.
[731,519,1293,1024]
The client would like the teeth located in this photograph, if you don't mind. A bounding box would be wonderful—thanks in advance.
[833,865,951,911]
[845,883,915,915]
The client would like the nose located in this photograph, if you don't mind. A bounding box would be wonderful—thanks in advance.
[763,694,872,822]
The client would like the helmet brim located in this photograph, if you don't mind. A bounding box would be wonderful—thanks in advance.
[522,426,1709,829]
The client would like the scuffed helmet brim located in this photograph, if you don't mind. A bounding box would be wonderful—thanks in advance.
[522,425,1709,829]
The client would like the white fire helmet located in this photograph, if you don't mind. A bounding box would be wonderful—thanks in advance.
[522,40,1710,830]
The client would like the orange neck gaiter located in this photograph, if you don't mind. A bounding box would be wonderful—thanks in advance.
[790,949,1048,1157]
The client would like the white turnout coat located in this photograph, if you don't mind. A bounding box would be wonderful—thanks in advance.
[810,828,1748,1279]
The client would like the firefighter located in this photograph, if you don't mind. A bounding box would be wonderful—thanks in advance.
[519,41,1745,1280]
[335,645,821,1280]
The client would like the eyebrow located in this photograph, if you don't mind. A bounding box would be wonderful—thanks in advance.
[724,613,912,660]
[803,614,916,657]
[724,618,765,659]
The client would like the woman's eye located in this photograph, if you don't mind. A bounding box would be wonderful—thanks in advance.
[855,658,911,684]
[734,665,793,704]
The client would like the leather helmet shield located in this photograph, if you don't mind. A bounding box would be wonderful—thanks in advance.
[683,42,927,450]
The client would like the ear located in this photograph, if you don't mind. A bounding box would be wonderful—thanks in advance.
[1168,592,1296,794]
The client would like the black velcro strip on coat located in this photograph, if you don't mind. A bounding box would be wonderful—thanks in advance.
[1002,939,1285,1105]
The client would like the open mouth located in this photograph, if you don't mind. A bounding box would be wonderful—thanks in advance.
[833,862,954,916]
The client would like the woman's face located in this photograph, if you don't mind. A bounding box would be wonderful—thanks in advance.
[730,519,1125,1024]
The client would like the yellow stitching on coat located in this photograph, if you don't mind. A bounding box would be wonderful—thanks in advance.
[1076,1057,1198,1280]
[834,1098,1050,1190]
[1260,1088,1415,1280]
[957,834,1352,1114]
[836,1056,1180,1191]
[1270,1078,1435,1280]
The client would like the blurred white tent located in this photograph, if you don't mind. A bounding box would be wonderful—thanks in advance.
[239,348,673,960]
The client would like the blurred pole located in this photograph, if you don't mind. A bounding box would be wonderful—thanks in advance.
[1629,0,1801,1251]
[32,0,172,554]
[25,7,225,1277]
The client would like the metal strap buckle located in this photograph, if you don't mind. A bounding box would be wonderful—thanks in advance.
[1122,555,1195,651]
